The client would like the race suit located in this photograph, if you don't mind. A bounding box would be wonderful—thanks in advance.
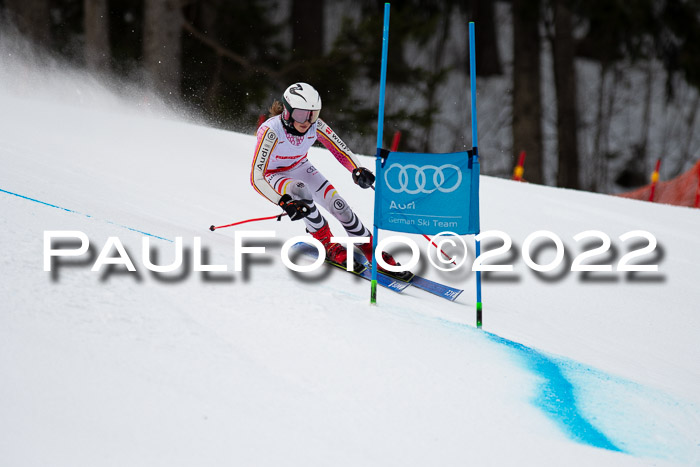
[250,115,371,237]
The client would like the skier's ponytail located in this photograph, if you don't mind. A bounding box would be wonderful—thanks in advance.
[268,100,284,118]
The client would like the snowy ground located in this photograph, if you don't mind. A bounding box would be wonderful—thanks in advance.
[1,46,700,466]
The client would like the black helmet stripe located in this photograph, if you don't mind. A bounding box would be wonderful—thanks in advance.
[289,83,306,101]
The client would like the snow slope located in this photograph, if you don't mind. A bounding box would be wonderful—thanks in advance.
[1,47,700,466]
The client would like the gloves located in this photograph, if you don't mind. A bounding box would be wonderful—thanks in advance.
[278,194,311,221]
[352,167,375,189]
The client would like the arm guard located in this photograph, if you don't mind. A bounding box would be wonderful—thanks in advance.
[250,126,282,204]
[316,118,361,172]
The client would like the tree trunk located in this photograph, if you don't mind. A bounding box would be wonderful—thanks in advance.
[84,0,110,72]
[4,0,51,46]
[192,0,223,110]
[473,0,502,76]
[591,63,609,192]
[422,13,451,152]
[512,0,543,184]
[143,0,183,98]
[674,91,700,176]
[291,0,323,60]
[551,0,580,189]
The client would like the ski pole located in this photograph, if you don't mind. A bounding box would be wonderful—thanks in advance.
[422,234,458,266]
[209,213,287,231]
[370,185,457,265]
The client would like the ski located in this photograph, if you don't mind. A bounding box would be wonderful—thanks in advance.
[349,251,464,302]
[291,242,410,293]
[290,242,463,301]
[407,275,463,301]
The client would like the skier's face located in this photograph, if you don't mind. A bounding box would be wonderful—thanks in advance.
[293,120,312,133]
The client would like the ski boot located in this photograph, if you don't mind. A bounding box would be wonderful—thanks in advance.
[309,223,363,273]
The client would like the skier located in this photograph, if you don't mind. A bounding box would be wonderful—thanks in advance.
[250,82,401,273]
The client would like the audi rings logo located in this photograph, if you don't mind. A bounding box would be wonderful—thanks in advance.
[384,163,462,194]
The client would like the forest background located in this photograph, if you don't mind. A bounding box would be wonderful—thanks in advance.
[2,0,699,194]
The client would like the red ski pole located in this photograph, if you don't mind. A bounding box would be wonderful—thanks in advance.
[209,213,287,231]
[421,233,458,266]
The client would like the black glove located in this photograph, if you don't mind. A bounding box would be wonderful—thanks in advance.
[278,194,311,221]
[352,167,375,189]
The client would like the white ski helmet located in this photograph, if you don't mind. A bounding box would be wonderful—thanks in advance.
[281,82,322,134]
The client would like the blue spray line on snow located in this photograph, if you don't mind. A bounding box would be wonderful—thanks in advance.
[0,188,173,242]
[486,331,698,463]
[384,305,627,453]
[484,332,623,452]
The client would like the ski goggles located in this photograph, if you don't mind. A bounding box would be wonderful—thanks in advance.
[289,108,320,124]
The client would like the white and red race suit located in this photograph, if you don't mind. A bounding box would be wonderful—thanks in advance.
[250,115,371,237]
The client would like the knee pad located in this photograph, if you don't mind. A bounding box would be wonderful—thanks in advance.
[328,195,354,223]
[287,180,313,202]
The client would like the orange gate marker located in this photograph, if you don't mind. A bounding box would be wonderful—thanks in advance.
[649,158,661,202]
[390,130,401,152]
[513,150,526,181]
